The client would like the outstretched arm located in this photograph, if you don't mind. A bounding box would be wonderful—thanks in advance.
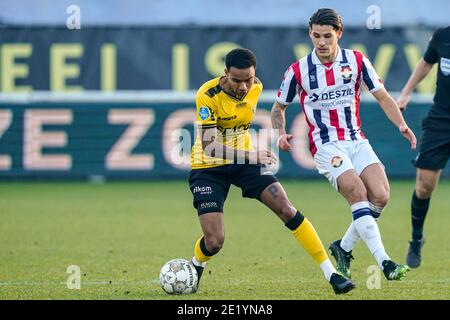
[372,87,417,149]
[397,59,434,111]
[271,101,293,151]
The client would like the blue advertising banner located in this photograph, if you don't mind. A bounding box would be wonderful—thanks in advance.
[1,97,447,180]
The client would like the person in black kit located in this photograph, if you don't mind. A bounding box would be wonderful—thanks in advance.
[397,27,450,268]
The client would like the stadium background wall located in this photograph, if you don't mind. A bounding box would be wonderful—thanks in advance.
[0,26,437,93]
[1,99,448,180]
[1,26,446,180]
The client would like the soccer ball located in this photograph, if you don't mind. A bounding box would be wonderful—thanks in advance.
[159,258,198,294]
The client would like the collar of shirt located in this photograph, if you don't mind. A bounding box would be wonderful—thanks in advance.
[311,46,344,66]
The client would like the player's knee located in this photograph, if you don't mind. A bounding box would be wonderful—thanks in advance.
[371,190,390,207]
[205,235,224,254]
[416,188,433,199]
[379,193,389,207]
[416,184,434,199]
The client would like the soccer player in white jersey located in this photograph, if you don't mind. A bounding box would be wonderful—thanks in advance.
[271,8,417,281]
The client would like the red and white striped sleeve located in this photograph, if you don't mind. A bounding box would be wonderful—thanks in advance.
[276,61,302,105]
[360,54,384,93]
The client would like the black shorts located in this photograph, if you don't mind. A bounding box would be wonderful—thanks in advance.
[413,117,450,170]
[188,164,278,215]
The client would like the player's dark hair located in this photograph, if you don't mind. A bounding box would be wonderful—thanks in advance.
[225,48,257,70]
[309,8,343,32]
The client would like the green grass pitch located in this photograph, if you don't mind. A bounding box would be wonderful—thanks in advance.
[1,180,449,300]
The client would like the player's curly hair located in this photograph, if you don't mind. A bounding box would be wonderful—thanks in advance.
[309,8,343,32]
[225,48,257,70]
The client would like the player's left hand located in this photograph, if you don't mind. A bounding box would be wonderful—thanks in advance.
[399,124,417,150]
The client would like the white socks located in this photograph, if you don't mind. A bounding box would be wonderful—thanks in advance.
[192,256,206,268]
[320,259,337,281]
[350,201,390,268]
[340,201,385,252]
[369,202,384,220]
[340,222,360,252]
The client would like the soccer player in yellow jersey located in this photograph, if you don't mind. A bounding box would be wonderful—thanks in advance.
[189,48,355,294]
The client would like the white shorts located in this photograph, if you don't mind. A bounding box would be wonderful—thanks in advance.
[314,139,383,190]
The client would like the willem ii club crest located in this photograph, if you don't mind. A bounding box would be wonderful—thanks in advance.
[340,65,353,81]
[331,156,343,168]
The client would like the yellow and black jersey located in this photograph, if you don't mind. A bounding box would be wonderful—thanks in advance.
[191,76,263,169]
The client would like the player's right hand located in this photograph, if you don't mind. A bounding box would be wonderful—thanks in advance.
[396,93,410,112]
[277,134,294,151]
[399,124,417,150]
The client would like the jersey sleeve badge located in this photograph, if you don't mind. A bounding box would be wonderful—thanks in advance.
[199,106,211,120]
